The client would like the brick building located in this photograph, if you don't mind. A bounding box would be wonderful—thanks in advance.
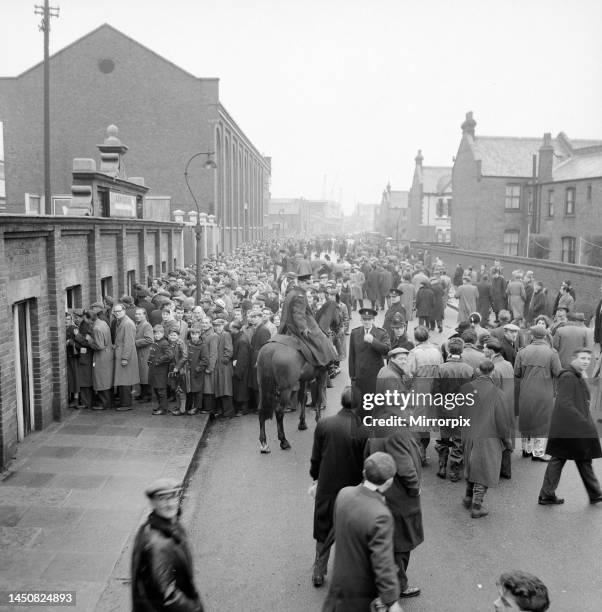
[376,183,408,240]
[0,215,183,469]
[452,111,601,256]
[266,198,301,234]
[407,151,451,243]
[0,23,270,253]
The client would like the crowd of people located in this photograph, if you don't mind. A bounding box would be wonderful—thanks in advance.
[62,233,602,611]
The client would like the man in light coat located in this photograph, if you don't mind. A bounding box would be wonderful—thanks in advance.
[455,277,478,324]
[553,312,591,368]
[134,308,154,403]
[515,326,562,460]
[87,305,115,410]
[113,303,140,410]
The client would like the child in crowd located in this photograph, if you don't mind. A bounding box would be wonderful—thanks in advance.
[147,325,174,416]
[185,326,208,415]
[167,328,187,416]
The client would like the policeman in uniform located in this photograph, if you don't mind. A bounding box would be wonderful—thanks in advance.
[383,288,406,343]
[389,313,414,353]
[349,308,391,409]
[279,273,340,377]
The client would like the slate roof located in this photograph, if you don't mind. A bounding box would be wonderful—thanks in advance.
[552,152,602,181]
[469,135,602,178]
[420,167,452,194]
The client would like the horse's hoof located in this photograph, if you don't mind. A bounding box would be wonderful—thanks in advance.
[260,444,271,454]
[298,421,308,431]
[280,440,291,450]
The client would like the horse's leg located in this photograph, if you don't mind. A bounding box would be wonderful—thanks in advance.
[278,391,291,450]
[298,382,307,430]
[258,380,271,454]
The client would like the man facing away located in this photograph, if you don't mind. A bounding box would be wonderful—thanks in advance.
[322,452,402,612]
[309,387,365,587]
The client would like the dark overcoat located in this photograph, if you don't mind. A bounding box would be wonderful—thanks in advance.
[131,512,203,612]
[415,285,435,319]
[186,340,208,393]
[348,325,391,396]
[147,337,174,389]
[322,486,399,612]
[491,276,508,312]
[364,269,379,302]
[368,433,424,553]
[213,331,233,398]
[278,286,337,367]
[376,268,393,299]
[310,409,365,542]
[73,321,94,388]
[232,331,251,402]
[476,280,493,323]
[430,282,445,321]
[461,375,511,488]
[546,367,602,460]
[200,330,218,395]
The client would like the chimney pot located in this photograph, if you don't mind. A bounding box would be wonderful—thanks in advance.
[461,111,477,138]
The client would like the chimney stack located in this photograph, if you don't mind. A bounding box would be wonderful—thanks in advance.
[461,111,476,138]
[414,150,423,167]
[538,132,554,183]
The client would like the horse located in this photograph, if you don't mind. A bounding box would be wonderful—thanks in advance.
[256,301,342,454]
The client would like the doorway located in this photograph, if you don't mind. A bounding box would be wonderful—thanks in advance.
[13,300,35,440]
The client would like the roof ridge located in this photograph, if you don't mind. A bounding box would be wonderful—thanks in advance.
[14,23,202,81]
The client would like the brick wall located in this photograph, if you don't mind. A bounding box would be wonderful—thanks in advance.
[0,216,183,469]
[414,242,602,321]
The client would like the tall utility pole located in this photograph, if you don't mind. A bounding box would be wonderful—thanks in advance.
[34,1,60,215]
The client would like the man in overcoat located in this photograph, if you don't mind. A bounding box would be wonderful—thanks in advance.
[398,275,416,323]
[200,317,218,416]
[455,277,478,324]
[349,308,391,410]
[309,388,365,587]
[490,269,508,321]
[514,326,562,460]
[87,307,114,410]
[112,303,140,410]
[73,313,95,410]
[415,280,435,330]
[229,320,251,416]
[212,319,234,419]
[134,308,154,403]
[460,360,512,518]
[538,348,602,505]
[278,274,339,376]
[322,452,402,612]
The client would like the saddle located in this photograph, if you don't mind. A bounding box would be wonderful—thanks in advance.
[269,334,319,368]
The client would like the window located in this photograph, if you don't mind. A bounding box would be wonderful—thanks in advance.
[503,230,520,256]
[161,261,167,274]
[561,236,576,263]
[505,185,521,209]
[65,285,82,310]
[565,187,575,215]
[587,184,592,203]
[25,193,42,215]
[437,198,451,217]
[445,228,451,243]
[547,190,554,217]
[101,277,113,299]
[436,229,444,242]
[127,270,136,297]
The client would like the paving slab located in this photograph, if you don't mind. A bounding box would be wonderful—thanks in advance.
[0,404,210,612]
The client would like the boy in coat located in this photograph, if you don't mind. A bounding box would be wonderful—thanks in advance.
[148,325,174,415]
[185,327,208,415]
[167,329,188,416]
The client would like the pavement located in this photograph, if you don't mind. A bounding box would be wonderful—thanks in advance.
[0,402,209,612]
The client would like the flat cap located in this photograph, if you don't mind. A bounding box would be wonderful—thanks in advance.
[72,308,84,316]
[530,325,547,339]
[212,318,226,325]
[145,477,182,499]
[298,274,312,282]
[503,323,520,332]
[90,302,104,310]
[387,347,409,358]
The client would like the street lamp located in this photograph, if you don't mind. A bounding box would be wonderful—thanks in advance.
[184,151,217,305]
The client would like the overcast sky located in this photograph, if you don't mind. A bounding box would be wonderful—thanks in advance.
[2,0,601,212]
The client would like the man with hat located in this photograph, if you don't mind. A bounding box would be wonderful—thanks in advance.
[455,276,478,324]
[515,326,562,461]
[389,314,414,352]
[279,273,340,378]
[383,288,406,343]
[322,452,402,612]
[500,323,520,366]
[131,478,204,611]
[349,308,391,403]
[86,304,115,410]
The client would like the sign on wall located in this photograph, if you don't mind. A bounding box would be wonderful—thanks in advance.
[109,191,137,218]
